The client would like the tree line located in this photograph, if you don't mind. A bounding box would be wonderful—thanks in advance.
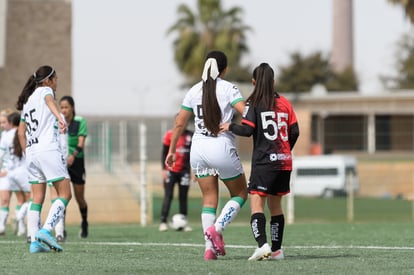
[168,0,414,92]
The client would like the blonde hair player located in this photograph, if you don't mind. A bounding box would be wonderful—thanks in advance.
[0,108,14,234]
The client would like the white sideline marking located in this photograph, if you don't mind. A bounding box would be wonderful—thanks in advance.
[1,240,413,250]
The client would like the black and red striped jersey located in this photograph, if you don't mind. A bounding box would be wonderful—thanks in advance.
[241,93,298,170]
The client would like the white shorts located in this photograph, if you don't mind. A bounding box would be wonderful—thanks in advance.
[190,137,244,180]
[26,150,69,184]
[0,174,10,191]
[8,166,30,192]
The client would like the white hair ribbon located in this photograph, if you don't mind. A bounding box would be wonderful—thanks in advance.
[201,58,220,82]
[37,68,55,83]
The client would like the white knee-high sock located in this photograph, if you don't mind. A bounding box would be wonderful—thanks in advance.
[28,203,41,242]
[16,202,29,221]
[0,207,9,233]
[215,197,245,232]
[43,199,66,232]
[54,212,65,237]
[26,201,34,238]
[201,207,216,250]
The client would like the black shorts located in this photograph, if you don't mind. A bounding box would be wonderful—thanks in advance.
[68,157,86,185]
[166,171,190,186]
[248,166,291,196]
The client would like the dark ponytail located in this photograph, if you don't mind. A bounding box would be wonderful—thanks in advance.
[246,63,275,109]
[16,65,56,110]
[201,51,228,136]
[8,112,23,159]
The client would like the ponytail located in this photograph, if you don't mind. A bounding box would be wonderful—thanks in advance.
[16,65,55,110]
[201,51,228,136]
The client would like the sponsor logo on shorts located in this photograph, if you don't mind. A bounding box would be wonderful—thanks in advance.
[193,163,219,177]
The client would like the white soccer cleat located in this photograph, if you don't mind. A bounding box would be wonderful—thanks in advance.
[17,219,26,236]
[17,227,26,237]
[248,243,271,261]
[11,218,18,235]
[159,222,168,232]
[183,225,193,232]
[268,249,284,260]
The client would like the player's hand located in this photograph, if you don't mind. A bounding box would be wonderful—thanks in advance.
[165,153,176,168]
[219,123,230,134]
[58,119,67,134]
[67,154,75,166]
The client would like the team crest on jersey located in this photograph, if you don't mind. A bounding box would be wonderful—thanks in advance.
[270,153,277,161]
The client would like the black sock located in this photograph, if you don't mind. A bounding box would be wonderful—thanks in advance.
[80,207,88,223]
[250,212,267,248]
[270,214,285,251]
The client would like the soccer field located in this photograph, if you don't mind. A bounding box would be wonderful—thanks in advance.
[1,221,413,274]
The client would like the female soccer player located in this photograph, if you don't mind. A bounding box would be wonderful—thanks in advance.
[6,112,31,237]
[222,63,299,260]
[57,95,89,239]
[0,108,14,234]
[16,65,72,253]
[165,50,248,260]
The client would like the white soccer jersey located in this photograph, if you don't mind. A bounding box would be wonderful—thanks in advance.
[181,78,244,141]
[0,128,15,170]
[21,86,60,154]
[181,78,245,180]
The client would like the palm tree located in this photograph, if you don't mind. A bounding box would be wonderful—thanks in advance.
[167,0,251,85]
[388,0,414,23]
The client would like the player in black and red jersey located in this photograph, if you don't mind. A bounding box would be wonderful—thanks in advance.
[222,63,299,261]
[159,123,193,232]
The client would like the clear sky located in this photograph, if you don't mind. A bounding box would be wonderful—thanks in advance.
[72,0,412,116]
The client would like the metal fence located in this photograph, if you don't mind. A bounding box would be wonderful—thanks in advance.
[86,118,174,170]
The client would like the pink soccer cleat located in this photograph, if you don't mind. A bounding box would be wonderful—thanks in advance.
[204,248,218,261]
[205,225,226,256]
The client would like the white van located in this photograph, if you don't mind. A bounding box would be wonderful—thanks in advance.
[292,155,359,198]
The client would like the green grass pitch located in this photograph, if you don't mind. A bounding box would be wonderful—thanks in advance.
[1,197,413,274]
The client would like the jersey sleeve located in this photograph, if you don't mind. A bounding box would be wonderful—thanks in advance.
[41,86,54,100]
[289,107,297,126]
[229,85,244,107]
[241,104,257,129]
[78,117,88,137]
[181,88,195,112]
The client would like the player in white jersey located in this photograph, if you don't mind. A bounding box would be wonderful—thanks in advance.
[5,112,31,237]
[165,51,248,260]
[16,65,72,253]
[0,108,14,234]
